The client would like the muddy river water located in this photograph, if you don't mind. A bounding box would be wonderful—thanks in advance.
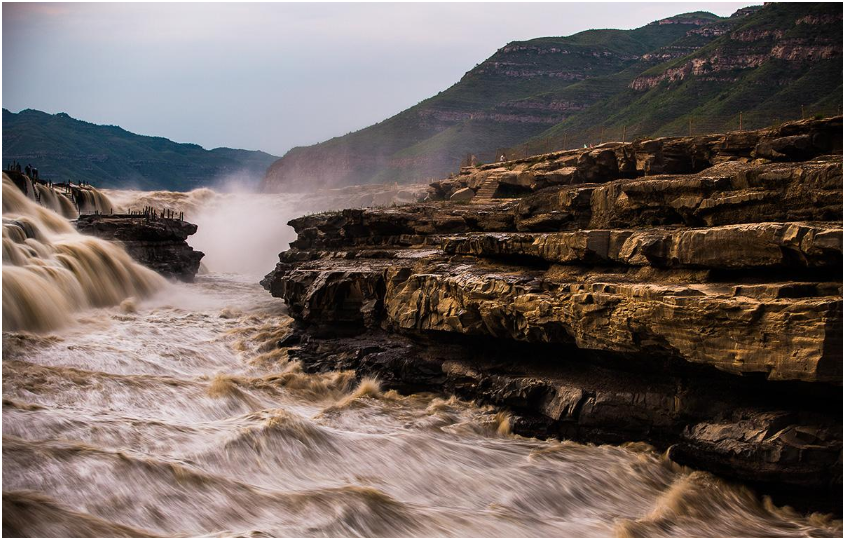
[2,182,841,537]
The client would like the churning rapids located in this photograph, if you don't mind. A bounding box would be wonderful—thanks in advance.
[2,181,842,537]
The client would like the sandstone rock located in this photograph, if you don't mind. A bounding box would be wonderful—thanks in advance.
[380,262,840,383]
[514,157,842,231]
[431,117,841,198]
[669,410,842,494]
[499,170,536,188]
[441,222,842,269]
[75,215,204,281]
[262,118,843,511]
[449,187,475,202]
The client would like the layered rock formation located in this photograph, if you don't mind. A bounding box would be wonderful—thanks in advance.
[262,117,843,512]
[630,5,843,91]
[430,116,842,199]
[76,215,204,281]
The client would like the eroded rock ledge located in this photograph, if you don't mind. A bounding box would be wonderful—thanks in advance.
[262,117,843,512]
[76,214,204,281]
[428,115,842,200]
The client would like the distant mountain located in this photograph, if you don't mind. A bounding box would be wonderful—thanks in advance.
[263,11,720,191]
[263,3,842,192]
[2,109,279,191]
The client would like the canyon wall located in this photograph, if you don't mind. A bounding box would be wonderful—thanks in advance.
[262,116,843,512]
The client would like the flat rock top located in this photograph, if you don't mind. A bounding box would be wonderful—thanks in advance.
[75,214,198,241]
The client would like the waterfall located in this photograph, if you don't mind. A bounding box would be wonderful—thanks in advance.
[32,182,78,218]
[2,175,166,332]
[73,186,113,214]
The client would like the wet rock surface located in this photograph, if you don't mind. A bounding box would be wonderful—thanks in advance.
[262,117,843,513]
[76,214,204,281]
[282,328,842,513]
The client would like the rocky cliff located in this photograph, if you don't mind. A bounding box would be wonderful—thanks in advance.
[630,5,843,91]
[262,116,843,512]
[76,214,205,281]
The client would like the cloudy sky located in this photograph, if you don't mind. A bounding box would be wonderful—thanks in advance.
[3,2,756,155]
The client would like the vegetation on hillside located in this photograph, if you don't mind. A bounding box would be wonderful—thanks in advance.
[264,13,710,190]
[2,109,278,190]
[523,3,842,152]
[264,3,842,191]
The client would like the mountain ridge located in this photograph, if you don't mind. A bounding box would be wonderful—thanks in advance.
[528,1,842,147]
[263,11,718,191]
[2,108,279,191]
[263,3,842,192]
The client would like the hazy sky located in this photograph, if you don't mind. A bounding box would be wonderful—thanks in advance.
[3,2,756,155]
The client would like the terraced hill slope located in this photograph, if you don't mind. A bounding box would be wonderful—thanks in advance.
[525,2,842,152]
[263,12,724,191]
[263,3,842,192]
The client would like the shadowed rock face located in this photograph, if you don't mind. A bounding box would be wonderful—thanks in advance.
[262,117,843,512]
[76,215,204,282]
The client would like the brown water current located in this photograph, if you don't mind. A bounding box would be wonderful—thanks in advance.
[2,187,843,537]
[2,177,165,332]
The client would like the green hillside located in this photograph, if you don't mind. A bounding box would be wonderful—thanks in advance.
[523,2,843,151]
[2,109,279,190]
[264,3,842,191]
[263,12,721,191]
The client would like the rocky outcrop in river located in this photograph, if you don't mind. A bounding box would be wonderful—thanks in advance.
[262,116,843,512]
[76,214,204,281]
